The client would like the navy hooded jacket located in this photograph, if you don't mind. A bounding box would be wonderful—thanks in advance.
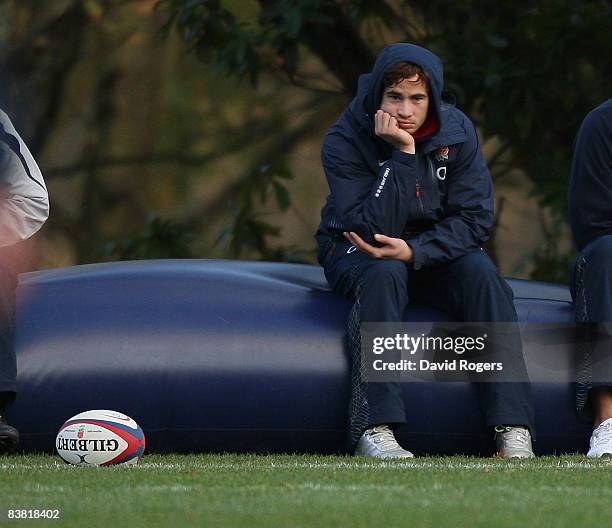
[568,99,612,252]
[315,43,493,270]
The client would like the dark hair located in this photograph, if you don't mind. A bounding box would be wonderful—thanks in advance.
[383,62,429,91]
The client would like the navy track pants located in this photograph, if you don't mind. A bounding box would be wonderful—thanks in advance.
[0,255,17,412]
[319,239,535,448]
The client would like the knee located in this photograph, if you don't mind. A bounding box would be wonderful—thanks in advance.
[453,251,500,283]
[584,236,612,264]
[453,252,511,296]
[361,259,408,287]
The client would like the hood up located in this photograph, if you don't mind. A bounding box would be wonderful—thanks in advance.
[348,43,445,137]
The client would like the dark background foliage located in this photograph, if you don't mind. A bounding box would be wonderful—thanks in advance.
[1,0,610,282]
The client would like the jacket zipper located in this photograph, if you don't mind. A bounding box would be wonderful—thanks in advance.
[415,181,424,215]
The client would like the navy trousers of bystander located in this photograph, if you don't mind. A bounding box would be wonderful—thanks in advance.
[0,254,17,413]
[319,238,535,448]
[571,234,612,420]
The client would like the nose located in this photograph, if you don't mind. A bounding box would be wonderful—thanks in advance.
[397,100,413,118]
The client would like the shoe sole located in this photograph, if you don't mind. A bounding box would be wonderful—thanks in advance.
[587,451,612,458]
[493,450,535,459]
[353,451,415,459]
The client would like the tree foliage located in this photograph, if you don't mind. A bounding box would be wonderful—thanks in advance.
[159,0,612,280]
[2,1,610,279]
[105,214,195,260]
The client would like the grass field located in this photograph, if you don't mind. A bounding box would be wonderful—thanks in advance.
[1,454,611,527]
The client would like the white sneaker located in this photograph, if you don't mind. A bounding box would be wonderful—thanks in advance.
[354,425,414,458]
[587,418,612,458]
[494,425,535,458]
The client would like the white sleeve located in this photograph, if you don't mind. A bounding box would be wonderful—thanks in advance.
[0,109,49,247]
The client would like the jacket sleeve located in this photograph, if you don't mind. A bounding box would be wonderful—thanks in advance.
[406,121,493,270]
[0,110,50,247]
[568,102,612,251]
[322,131,418,244]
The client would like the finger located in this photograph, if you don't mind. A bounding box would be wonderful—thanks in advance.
[349,232,379,257]
[374,111,383,135]
[377,247,395,258]
[345,231,363,249]
[374,233,395,245]
[348,231,366,247]
[380,112,391,130]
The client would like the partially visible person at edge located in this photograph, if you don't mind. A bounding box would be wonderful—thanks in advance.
[0,108,49,453]
[315,43,535,458]
[568,99,612,458]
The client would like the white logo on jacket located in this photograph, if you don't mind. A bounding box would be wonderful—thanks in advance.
[375,167,391,198]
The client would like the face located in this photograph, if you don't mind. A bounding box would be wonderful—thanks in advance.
[379,75,429,134]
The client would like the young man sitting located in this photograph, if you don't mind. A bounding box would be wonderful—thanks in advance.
[316,43,535,458]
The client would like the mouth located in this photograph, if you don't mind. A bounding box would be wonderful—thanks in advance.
[397,122,415,129]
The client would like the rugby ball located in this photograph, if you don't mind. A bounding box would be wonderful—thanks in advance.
[56,409,146,466]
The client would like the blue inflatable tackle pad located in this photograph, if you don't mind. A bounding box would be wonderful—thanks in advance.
[11,260,592,455]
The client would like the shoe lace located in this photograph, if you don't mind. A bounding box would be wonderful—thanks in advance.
[367,426,400,450]
[592,422,612,447]
[495,426,530,449]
